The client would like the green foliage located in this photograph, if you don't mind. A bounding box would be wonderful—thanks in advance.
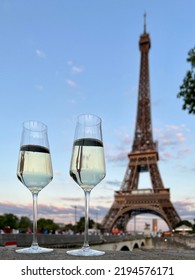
[0,213,98,234]
[0,213,19,229]
[176,220,192,228]
[75,216,95,233]
[37,218,58,232]
[187,47,195,67]
[0,214,58,232]
[18,216,32,232]
[0,216,5,229]
[177,47,195,114]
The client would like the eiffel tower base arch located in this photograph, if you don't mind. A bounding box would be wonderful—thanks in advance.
[102,189,180,233]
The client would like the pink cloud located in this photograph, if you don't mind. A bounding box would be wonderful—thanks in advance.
[176,133,185,142]
[162,151,174,159]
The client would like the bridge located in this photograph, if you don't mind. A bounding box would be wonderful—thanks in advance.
[92,235,152,251]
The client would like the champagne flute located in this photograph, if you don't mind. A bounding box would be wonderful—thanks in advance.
[67,114,106,256]
[16,120,53,253]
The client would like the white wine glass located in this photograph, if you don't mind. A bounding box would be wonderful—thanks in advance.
[67,114,106,256]
[16,120,53,253]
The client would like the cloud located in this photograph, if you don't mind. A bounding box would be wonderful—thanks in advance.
[72,66,83,73]
[161,139,177,146]
[105,129,132,164]
[160,151,174,160]
[106,180,121,188]
[174,199,195,221]
[65,61,83,91]
[35,49,46,58]
[106,151,127,162]
[0,202,32,217]
[67,61,83,73]
[105,122,193,170]
[155,124,187,141]
[61,197,83,203]
[0,201,79,224]
[66,79,77,88]
[0,200,108,224]
[154,124,193,162]
[176,133,185,142]
[177,147,193,159]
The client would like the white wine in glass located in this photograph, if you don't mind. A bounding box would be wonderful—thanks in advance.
[67,114,106,257]
[16,120,53,254]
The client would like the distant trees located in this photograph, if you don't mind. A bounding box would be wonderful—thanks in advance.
[177,46,195,114]
[63,217,96,233]
[176,220,195,233]
[0,213,19,230]
[18,216,32,232]
[1,213,195,234]
[0,213,99,234]
[37,218,58,233]
[0,213,59,233]
[75,216,95,233]
[176,220,192,228]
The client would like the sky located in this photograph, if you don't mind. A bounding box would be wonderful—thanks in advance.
[0,0,195,232]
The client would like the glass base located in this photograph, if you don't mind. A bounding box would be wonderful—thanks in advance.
[66,247,105,257]
[16,245,53,254]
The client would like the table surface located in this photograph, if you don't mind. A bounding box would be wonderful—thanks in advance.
[1,247,195,260]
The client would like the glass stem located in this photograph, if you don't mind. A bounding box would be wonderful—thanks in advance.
[83,190,90,250]
[32,193,38,248]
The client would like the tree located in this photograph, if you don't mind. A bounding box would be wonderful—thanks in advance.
[0,214,62,233]
[3,213,19,229]
[75,217,95,233]
[177,47,195,114]
[176,220,192,228]
[0,215,5,229]
[18,216,32,232]
[37,218,58,232]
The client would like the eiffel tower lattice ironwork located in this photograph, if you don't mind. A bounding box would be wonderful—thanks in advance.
[102,20,181,232]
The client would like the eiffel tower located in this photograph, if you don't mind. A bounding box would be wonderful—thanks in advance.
[102,17,181,232]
